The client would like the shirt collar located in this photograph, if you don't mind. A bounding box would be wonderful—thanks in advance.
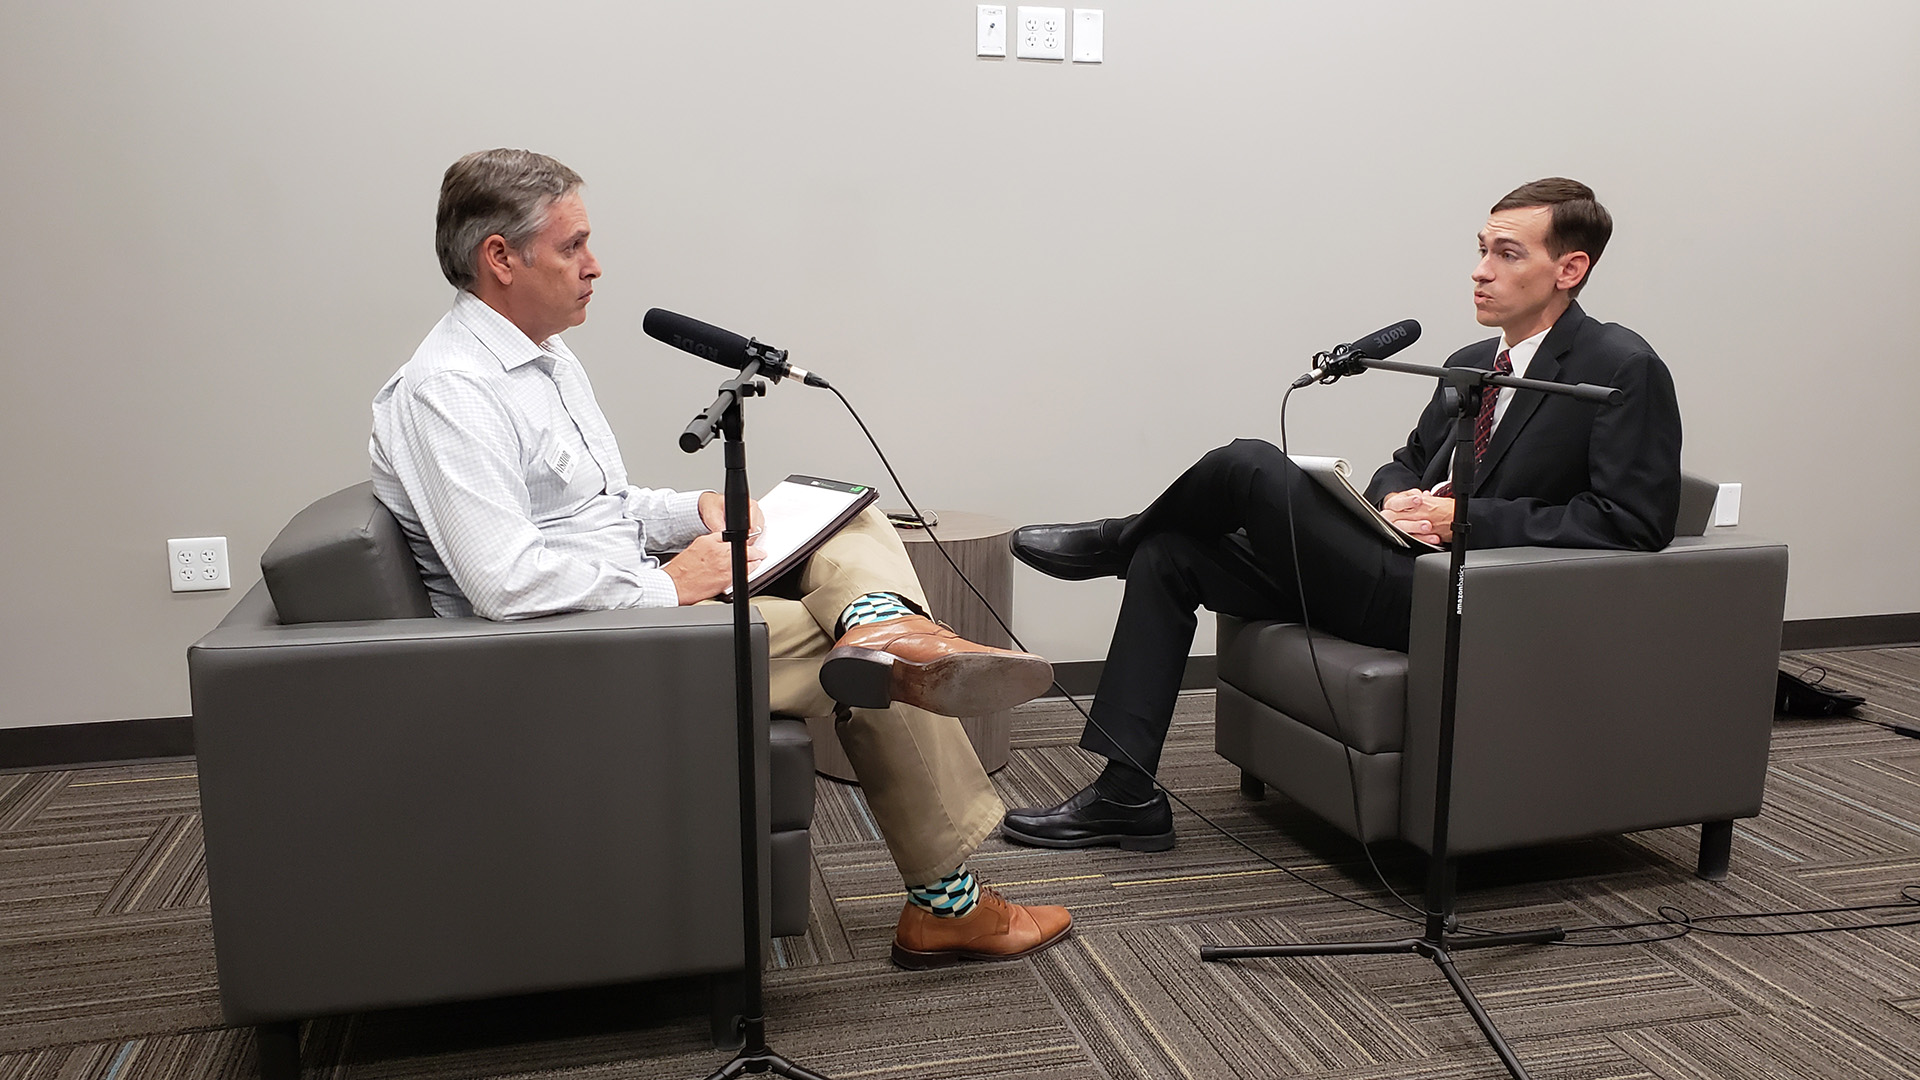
[450,290,563,372]
[1501,324,1552,378]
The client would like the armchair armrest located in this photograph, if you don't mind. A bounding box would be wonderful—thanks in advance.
[1399,535,1789,855]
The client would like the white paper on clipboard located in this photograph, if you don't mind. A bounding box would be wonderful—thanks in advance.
[723,475,879,599]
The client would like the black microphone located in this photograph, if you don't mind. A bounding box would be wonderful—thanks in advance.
[642,308,829,388]
[1292,319,1422,388]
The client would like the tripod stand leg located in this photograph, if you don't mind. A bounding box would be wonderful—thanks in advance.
[1202,936,1423,961]
[1431,946,1534,1080]
[1446,928,1567,951]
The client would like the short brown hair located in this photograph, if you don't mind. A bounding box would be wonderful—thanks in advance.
[435,149,584,290]
[1492,178,1612,297]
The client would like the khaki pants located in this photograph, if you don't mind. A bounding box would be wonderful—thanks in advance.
[736,507,1004,886]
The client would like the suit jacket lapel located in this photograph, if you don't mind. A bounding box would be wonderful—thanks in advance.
[1472,302,1586,494]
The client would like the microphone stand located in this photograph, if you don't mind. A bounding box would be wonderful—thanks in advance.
[682,353,832,1080]
[1200,356,1623,1080]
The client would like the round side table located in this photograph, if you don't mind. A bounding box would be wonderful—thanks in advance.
[806,511,1017,781]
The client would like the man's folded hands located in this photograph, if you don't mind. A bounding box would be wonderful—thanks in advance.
[1381,489,1455,546]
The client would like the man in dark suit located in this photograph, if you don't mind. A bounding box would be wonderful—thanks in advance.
[1001,178,1682,851]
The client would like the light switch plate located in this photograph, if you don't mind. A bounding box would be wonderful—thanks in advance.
[1072,9,1103,62]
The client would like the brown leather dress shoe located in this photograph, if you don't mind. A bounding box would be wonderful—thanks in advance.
[891,887,1073,969]
[820,615,1053,716]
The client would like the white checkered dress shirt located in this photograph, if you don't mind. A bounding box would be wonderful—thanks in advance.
[371,291,709,619]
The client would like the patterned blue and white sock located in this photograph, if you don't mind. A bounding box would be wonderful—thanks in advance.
[837,591,917,636]
[906,866,981,918]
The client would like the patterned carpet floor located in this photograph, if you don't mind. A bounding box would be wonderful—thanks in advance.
[4,647,1920,1078]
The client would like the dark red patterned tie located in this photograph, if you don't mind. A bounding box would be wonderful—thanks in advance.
[1473,349,1514,467]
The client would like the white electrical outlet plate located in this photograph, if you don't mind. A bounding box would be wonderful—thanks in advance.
[1016,6,1066,60]
[1713,483,1742,527]
[977,5,1007,56]
[168,536,231,592]
[1072,9,1103,62]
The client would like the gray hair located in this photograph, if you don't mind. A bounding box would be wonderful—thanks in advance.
[434,149,584,290]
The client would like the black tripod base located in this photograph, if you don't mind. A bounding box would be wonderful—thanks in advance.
[706,1049,834,1080]
[1201,926,1565,1080]
[704,1014,834,1080]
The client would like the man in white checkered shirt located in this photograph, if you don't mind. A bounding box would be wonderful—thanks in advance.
[370,149,1072,969]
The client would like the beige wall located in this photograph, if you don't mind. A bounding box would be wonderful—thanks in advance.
[2,1,1916,728]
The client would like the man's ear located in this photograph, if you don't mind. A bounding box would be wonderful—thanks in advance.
[1556,251,1591,293]
[478,234,516,287]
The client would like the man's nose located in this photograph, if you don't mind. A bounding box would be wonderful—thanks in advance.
[582,247,602,279]
[1471,256,1494,282]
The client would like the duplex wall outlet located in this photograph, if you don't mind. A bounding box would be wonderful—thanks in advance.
[168,536,231,592]
[1016,6,1066,60]
[1072,8,1103,62]
[977,5,1007,56]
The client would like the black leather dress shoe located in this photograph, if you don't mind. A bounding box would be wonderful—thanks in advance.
[1008,518,1132,581]
[1001,783,1175,851]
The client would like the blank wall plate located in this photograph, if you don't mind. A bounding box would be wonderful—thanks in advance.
[1072,9,1103,62]
[1713,482,1742,527]
[168,536,231,592]
[1016,6,1066,60]
[977,5,1007,56]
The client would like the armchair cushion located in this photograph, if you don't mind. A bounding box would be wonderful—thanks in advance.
[260,481,434,623]
[1217,621,1408,754]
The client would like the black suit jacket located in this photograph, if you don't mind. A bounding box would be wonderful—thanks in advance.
[1362,302,1682,551]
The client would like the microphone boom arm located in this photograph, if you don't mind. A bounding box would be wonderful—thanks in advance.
[1356,355,1623,405]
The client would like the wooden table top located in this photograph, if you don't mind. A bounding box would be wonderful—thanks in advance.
[886,510,1013,544]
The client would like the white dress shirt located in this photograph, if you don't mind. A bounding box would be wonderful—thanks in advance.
[370,291,709,619]
[1490,324,1551,432]
[1431,324,1552,495]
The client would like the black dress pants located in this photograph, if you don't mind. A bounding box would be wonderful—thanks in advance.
[1082,438,1419,775]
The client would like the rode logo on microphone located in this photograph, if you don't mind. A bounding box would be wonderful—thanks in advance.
[671,333,721,362]
[1372,326,1409,347]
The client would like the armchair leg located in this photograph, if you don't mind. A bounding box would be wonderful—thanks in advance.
[254,1021,300,1080]
[1696,820,1734,881]
[1240,771,1266,800]
[709,970,746,1050]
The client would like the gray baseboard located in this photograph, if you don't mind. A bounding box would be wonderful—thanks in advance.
[1045,655,1217,699]
[0,716,194,774]
[1045,613,1920,699]
[1782,613,1920,652]
[5,613,1914,771]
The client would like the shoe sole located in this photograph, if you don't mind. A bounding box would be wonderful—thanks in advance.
[998,821,1176,852]
[820,648,1053,716]
[1009,545,1121,582]
[889,920,1073,970]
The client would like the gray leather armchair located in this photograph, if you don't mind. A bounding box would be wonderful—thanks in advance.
[1215,472,1788,879]
[188,482,815,1074]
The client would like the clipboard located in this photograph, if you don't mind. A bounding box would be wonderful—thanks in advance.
[1289,454,1444,554]
[721,474,879,600]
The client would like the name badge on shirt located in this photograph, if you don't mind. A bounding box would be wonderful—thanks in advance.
[547,446,577,484]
